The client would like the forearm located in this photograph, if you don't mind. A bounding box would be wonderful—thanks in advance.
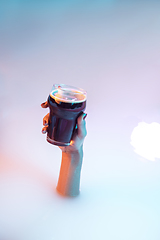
[56,146,83,197]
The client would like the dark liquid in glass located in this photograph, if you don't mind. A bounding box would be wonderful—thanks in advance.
[47,95,86,146]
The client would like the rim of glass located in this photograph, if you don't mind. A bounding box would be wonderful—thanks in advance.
[50,84,87,103]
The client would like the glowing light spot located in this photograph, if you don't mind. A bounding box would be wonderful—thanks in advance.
[130,122,160,161]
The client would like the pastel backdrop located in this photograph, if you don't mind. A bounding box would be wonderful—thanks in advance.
[0,1,160,239]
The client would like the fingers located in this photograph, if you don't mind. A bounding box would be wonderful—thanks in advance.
[43,113,49,126]
[41,101,49,108]
[42,126,48,134]
[41,102,49,134]
[42,113,49,134]
[77,113,87,139]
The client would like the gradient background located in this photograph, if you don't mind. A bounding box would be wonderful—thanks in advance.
[0,1,160,239]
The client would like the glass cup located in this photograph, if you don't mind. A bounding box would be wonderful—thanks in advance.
[46,84,87,146]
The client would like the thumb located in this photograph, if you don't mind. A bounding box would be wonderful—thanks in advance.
[77,113,87,139]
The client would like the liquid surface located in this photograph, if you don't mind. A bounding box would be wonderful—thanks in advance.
[50,88,86,104]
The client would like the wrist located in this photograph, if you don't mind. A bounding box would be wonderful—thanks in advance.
[62,146,83,167]
[62,145,83,156]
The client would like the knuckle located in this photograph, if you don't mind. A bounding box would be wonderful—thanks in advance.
[84,130,87,138]
[80,129,87,139]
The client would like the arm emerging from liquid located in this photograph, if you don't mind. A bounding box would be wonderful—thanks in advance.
[41,102,87,197]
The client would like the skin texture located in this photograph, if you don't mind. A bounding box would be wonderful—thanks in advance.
[41,102,87,197]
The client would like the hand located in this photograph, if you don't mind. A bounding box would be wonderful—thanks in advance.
[41,102,87,153]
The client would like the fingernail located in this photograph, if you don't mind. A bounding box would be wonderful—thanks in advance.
[83,113,87,120]
[44,120,48,126]
[41,102,46,107]
[42,130,46,134]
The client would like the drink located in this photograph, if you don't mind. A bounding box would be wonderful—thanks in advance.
[46,84,87,146]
